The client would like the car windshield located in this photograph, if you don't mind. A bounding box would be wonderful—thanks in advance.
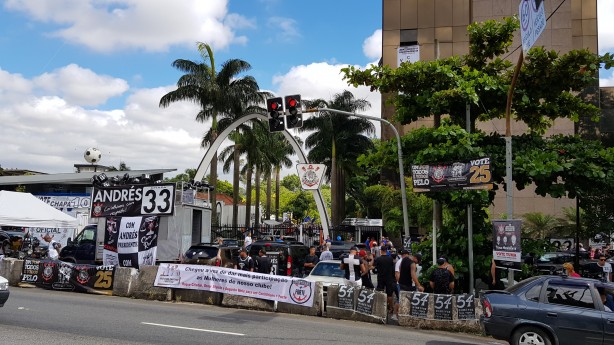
[310,262,345,278]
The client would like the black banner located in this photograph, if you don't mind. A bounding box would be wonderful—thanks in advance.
[410,292,429,318]
[411,157,493,192]
[20,258,114,293]
[433,294,453,320]
[337,285,355,310]
[456,294,475,320]
[355,288,376,315]
[90,184,175,217]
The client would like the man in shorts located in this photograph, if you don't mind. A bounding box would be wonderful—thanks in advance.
[375,246,397,320]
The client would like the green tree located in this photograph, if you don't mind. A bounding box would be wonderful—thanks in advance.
[301,90,375,227]
[342,16,614,290]
[160,42,261,225]
[522,212,559,239]
[108,161,131,171]
[281,175,300,192]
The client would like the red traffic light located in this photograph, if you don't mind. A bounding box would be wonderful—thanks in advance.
[267,97,283,119]
[285,95,301,116]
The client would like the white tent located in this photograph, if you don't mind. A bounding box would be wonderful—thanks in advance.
[0,191,78,228]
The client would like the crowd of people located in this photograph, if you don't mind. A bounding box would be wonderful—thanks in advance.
[335,236,456,321]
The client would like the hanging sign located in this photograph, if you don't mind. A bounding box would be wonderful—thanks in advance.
[411,157,493,192]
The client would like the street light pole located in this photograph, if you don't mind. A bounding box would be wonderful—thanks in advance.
[305,107,411,241]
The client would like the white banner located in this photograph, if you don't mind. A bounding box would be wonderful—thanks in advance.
[398,45,420,66]
[154,263,314,307]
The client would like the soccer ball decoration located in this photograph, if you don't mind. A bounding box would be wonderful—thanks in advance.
[84,148,102,164]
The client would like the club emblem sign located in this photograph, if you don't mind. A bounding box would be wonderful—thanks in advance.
[289,279,313,304]
[296,164,327,190]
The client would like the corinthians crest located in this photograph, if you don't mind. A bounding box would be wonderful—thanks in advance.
[432,165,447,183]
[296,164,327,190]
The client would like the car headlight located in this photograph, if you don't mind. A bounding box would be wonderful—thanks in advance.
[0,282,8,291]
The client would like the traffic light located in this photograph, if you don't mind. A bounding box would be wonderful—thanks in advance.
[285,94,302,129]
[266,97,285,132]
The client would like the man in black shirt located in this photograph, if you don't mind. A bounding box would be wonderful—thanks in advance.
[255,248,272,274]
[374,246,396,318]
[235,248,254,272]
[339,246,366,286]
[303,246,319,277]
[397,250,424,292]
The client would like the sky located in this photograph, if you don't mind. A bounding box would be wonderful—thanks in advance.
[0,0,613,182]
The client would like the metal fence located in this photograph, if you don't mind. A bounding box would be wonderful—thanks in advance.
[211,224,324,247]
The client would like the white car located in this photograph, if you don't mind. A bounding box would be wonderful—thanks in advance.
[304,260,345,288]
[0,275,9,307]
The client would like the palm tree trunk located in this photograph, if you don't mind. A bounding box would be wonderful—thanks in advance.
[210,130,218,226]
[244,165,253,228]
[255,165,261,231]
[275,166,281,221]
[266,171,272,221]
[331,141,344,227]
[232,144,240,228]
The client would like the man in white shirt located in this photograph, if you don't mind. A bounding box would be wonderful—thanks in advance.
[319,243,333,261]
[42,233,61,260]
[598,255,613,282]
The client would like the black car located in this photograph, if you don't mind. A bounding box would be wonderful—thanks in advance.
[535,251,591,275]
[481,275,614,345]
[182,243,240,268]
[247,241,308,276]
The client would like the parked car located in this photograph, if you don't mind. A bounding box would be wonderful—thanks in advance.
[304,260,345,289]
[304,260,345,305]
[535,251,590,275]
[481,275,614,345]
[0,275,9,307]
[247,240,308,277]
[182,243,240,268]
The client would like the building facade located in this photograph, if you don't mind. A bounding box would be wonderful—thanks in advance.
[381,0,610,217]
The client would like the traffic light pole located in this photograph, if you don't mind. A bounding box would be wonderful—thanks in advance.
[305,107,410,241]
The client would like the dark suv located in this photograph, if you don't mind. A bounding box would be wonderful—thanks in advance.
[182,243,240,268]
[248,241,308,276]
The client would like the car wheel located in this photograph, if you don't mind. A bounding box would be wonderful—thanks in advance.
[512,326,552,345]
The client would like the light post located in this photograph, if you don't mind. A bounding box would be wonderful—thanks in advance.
[304,107,410,241]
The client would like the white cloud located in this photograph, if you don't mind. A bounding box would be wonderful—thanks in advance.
[0,66,209,175]
[4,0,253,52]
[34,64,129,106]
[598,0,614,54]
[267,17,300,42]
[363,29,382,60]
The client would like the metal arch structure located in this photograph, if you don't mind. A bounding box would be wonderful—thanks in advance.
[193,113,330,238]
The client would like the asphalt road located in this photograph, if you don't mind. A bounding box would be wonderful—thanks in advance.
[0,287,503,345]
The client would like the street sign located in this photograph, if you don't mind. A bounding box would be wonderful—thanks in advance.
[519,0,546,52]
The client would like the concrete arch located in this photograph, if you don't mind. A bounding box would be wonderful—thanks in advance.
[193,113,330,238]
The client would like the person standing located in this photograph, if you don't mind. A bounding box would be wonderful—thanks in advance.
[563,262,580,278]
[244,232,253,248]
[235,248,254,272]
[339,246,366,286]
[597,254,613,282]
[375,246,397,320]
[42,233,61,260]
[319,243,333,261]
[303,246,319,276]
[490,258,505,290]
[430,257,455,294]
[359,250,375,289]
[255,248,272,274]
[397,249,424,292]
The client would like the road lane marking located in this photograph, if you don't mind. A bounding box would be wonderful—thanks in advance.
[141,322,245,336]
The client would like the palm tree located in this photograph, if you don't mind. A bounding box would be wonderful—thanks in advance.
[260,131,297,222]
[522,212,559,239]
[159,42,260,225]
[301,90,375,227]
